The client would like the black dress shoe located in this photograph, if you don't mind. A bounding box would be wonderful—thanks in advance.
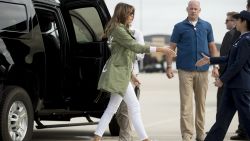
[230,134,249,140]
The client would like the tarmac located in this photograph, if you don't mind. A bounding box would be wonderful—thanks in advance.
[32,73,243,141]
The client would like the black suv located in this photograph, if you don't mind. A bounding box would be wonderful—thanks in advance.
[0,0,118,140]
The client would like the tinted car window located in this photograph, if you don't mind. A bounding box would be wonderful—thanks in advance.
[0,2,28,32]
[70,7,104,43]
[71,13,93,43]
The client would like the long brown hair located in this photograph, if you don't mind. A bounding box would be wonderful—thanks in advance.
[104,3,135,37]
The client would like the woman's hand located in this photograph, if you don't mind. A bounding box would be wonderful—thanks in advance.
[157,47,176,57]
[195,53,210,67]
[131,73,141,87]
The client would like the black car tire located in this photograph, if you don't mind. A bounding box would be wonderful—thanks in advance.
[109,116,120,136]
[0,86,34,141]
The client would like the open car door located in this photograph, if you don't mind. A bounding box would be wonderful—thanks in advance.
[60,0,111,112]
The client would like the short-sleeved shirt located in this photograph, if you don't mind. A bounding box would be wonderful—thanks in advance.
[171,18,214,71]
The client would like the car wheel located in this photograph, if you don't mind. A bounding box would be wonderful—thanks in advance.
[0,86,34,141]
[109,116,120,136]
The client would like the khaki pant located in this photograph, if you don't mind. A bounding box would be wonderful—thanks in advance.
[116,101,133,141]
[178,70,208,139]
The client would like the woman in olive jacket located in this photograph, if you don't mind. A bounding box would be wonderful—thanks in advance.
[93,3,176,141]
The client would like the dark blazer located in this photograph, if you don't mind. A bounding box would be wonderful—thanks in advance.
[219,28,241,74]
[211,32,250,89]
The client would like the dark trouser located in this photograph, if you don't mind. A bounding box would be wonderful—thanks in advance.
[216,86,223,112]
[217,69,224,112]
[237,118,248,137]
[205,88,250,141]
[217,86,248,137]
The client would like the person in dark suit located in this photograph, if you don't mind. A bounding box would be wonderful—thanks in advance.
[216,12,248,141]
[196,10,250,141]
[217,12,240,112]
[230,1,250,140]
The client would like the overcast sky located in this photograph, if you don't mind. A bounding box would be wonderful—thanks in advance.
[105,0,245,43]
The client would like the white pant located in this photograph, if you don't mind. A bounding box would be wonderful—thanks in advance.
[95,82,148,140]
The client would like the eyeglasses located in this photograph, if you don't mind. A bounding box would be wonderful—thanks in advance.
[225,19,235,23]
